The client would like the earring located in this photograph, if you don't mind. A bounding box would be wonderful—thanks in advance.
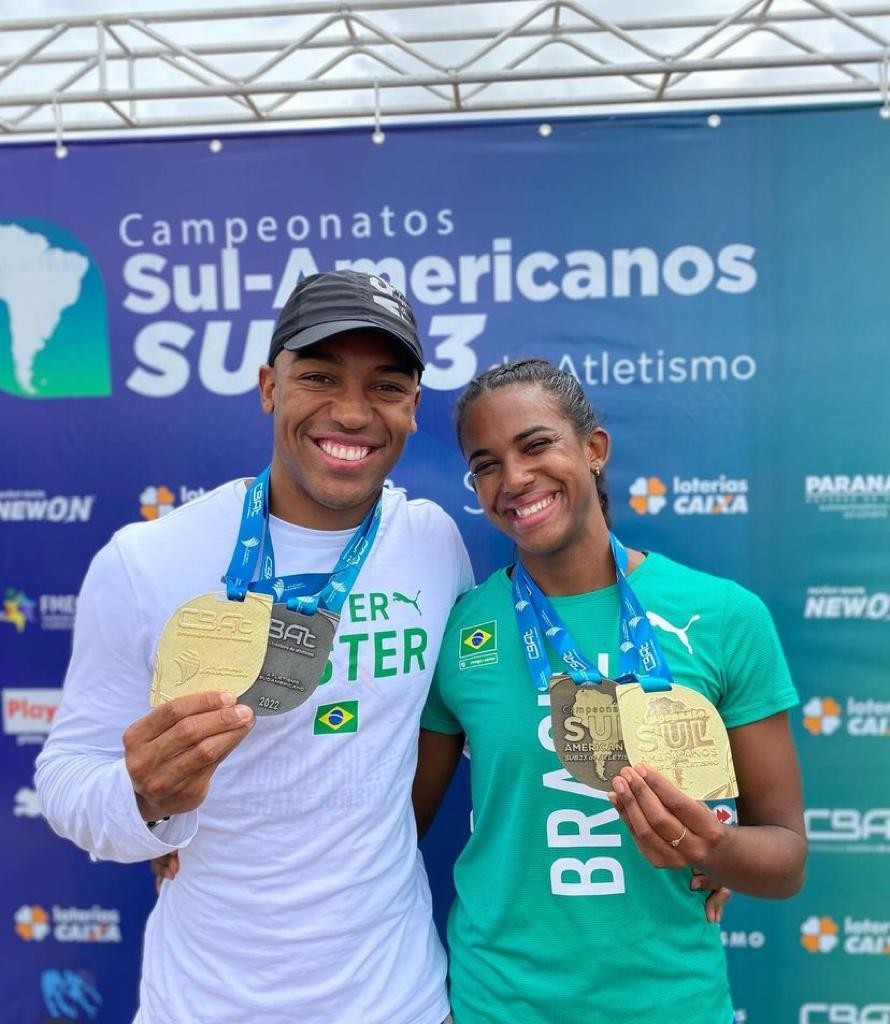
[592,464,601,479]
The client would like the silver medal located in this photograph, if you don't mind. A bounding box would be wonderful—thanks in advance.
[238,605,338,716]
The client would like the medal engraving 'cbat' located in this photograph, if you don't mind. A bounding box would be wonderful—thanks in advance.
[238,605,338,716]
[150,591,272,706]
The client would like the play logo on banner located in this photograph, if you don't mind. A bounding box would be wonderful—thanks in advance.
[2,688,62,744]
[0,219,110,399]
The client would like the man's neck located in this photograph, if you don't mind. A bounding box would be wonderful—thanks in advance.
[266,465,379,531]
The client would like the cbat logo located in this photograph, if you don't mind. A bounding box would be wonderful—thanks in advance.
[42,968,102,1021]
[0,219,110,399]
[629,476,667,515]
[806,807,890,851]
[803,697,843,736]
[629,474,748,515]
[0,588,36,633]
[801,1004,890,1024]
[801,915,839,953]
[314,701,358,734]
[15,904,50,941]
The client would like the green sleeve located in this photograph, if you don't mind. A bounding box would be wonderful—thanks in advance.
[718,583,800,729]
[421,660,463,735]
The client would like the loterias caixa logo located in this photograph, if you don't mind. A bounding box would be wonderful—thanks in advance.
[0,219,110,399]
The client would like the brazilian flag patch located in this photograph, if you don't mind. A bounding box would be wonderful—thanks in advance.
[313,700,359,735]
[459,620,498,670]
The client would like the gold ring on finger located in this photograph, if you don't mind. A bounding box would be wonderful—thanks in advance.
[669,826,688,849]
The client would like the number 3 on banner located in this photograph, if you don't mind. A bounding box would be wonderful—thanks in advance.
[422,314,488,391]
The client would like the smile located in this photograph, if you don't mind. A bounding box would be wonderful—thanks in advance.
[316,439,375,463]
[509,492,559,522]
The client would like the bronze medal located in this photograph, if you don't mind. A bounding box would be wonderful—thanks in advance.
[549,674,629,791]
[150,591,272,706]
[615,682,739,799]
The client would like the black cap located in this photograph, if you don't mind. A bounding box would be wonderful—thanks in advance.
[268,270,424,373]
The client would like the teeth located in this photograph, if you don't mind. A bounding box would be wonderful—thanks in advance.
[319,441,371,462]
[514,495,556,519]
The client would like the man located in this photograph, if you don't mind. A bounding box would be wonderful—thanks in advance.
[36,270,473,1024]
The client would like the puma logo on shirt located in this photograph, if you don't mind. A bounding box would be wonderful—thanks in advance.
[646,611,701,655]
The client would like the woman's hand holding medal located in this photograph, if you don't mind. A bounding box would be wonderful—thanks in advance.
[124,690,255,824]
[609,762,730,870]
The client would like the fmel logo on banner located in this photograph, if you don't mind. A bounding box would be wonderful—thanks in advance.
[0,219,110,399]
[0,588,35,632]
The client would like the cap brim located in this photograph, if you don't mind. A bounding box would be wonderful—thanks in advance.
[282,319,424,370]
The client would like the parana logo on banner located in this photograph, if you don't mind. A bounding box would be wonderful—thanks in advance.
[805,475,890,520]
[117,206,760,397]
[802,696,890,737]
[804,586,890,620]
[628,475,748,516]
[0,219,111,399]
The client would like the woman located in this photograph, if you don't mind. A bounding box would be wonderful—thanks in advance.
[414,358,806,1024]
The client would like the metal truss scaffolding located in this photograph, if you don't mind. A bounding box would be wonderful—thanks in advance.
[1,0,890,141]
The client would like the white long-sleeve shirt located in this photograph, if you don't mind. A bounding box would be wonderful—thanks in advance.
[36,480,473,1024]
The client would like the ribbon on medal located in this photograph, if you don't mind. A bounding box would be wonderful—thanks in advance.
[513,534,738,799]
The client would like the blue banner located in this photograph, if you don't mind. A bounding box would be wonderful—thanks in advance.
[2,105,888,1024]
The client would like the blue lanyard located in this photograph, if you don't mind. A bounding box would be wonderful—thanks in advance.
[223,466,381,615]
[512,533,673,694]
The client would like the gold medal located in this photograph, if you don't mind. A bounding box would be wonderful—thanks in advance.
[616,682,738,799]
[150,591,273,707]
[549,675,629,791]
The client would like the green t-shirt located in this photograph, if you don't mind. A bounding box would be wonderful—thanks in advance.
[422,552,798,1024]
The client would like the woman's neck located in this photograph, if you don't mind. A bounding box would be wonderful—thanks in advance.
[518,526,645,597]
